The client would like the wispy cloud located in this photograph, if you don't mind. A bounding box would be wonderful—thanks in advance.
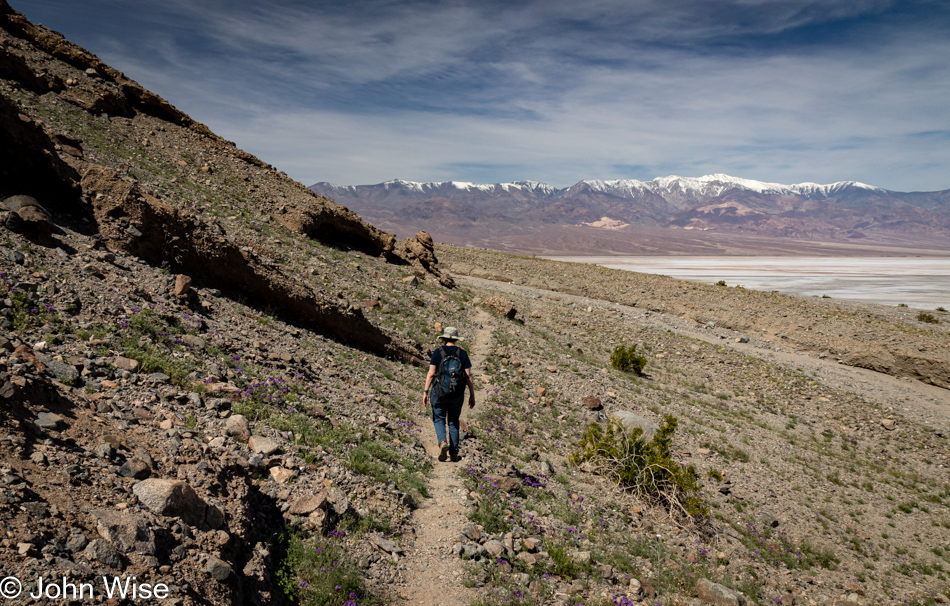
[15,0,950,191]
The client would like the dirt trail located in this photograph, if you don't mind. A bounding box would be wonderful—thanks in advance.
[400,311,493,605]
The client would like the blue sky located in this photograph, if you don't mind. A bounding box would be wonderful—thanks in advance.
[16,0,950,191]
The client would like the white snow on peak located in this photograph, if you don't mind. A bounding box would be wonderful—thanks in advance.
[375,178,559,195]
[579,174,885,198]
[373,175,884,198]
[381,178,426,193]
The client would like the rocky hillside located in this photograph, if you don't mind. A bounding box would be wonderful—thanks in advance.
[2,3,950,606]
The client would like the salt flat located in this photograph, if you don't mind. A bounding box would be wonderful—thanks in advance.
[547,256,950,309]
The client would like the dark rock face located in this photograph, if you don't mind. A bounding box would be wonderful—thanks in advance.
[0,93,80,202]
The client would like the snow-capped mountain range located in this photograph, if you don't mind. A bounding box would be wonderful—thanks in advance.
[570,174,885,198]
[310,174,950,254]
[316,174,888,201]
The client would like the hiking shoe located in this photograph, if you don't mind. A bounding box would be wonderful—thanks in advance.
[438,441,449,462]
[450,453,462,462]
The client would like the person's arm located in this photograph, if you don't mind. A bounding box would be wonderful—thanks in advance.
[464,368,476,408]
[423,364,437,408]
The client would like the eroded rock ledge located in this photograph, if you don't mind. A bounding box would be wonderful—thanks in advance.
[80,164,423,364]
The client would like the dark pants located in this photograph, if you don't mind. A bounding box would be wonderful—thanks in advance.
[431,394,464,455]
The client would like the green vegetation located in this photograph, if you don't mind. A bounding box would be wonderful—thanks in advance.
[346,440,429,501]
[1,286,64,335]
[276,531,372,605]
[463,471,516,534]
[610,344,646,375]
[917,312,940,324]
[569,415,707,518]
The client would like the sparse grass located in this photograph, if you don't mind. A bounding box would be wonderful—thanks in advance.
[346,440,429,500]
[727,519,839,570]
[545,540,592,579]
[338,508,392,537]
[462,470,516,534]
[276,531,373,605]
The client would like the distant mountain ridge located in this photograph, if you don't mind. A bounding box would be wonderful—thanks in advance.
[314,174,895,199]
[310,174,950,254]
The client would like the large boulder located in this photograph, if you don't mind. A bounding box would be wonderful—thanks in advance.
[132,479,207,526]
[610,411,659,441]
[480,295,517,320]
[2,195,54,242]
[92,509,155,555]
[288,491,329,516]
[696,578,746,606]
[248,435,279,456]
[225,414,250,442]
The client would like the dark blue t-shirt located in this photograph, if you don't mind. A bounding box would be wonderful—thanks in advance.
[429,345,472,400]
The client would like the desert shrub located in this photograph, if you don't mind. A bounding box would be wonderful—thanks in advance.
[610,344,646,375]
[715,280,727,286]
[569,415,706,518]
[937,306,947,312]
[918,312,940,324]
[338,508,392,536]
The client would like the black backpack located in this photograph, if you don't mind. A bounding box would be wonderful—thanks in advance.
[432,346,465,399]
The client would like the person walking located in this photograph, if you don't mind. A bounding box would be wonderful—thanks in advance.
[423,326,476,462]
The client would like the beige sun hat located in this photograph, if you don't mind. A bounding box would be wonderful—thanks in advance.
[437,326,463,341]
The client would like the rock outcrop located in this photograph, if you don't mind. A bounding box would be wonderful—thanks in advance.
[79,164,422,364]
[273,195,396,256]
[1,0,216,134]
[403,230,455,287]
[479,295,517,319]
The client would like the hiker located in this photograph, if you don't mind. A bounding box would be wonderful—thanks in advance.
[423,326,475,462]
